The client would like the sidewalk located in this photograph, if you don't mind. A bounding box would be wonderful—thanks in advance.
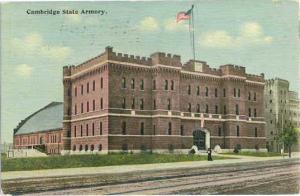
[2,155,298,181]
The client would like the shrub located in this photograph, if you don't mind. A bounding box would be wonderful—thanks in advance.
[189,148,196,154]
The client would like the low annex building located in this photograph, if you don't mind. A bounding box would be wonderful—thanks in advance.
[14,47,267,154]
[13,102,64,154]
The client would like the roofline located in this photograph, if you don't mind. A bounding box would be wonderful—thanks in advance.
[14,127,63,136]
[13,102,63,135]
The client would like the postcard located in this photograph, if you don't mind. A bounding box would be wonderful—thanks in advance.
[1,0,299,194]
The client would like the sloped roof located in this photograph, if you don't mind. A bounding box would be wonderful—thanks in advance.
[14,102,63,135]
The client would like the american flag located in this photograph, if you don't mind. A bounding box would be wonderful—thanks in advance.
[176,5,194,23]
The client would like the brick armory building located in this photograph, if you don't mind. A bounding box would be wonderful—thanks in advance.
[14,47,266,154]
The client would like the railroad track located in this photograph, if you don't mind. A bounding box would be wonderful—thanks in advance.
[3,158,300,195]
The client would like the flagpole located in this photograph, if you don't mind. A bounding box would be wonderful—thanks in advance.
[191,5,195,64]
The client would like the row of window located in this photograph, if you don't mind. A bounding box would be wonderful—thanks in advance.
[74,98,103,114]
[120,122,259,137]
[72,144,102,151]
[120,78,258,100]
[74,78,104,96]
[73,122,103,137]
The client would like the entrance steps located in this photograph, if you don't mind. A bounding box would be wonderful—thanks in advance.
[7,148,47,158]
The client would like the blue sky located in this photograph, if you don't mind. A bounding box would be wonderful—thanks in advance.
[1,0,299,143]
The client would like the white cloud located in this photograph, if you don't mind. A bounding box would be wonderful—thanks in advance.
[164,18,189,31]
[138,17,159,31]
[15,64,33,77]
[11,33,72,61]
[199,22,273,48]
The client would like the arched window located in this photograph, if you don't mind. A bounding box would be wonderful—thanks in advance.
[87,101,89,112]
[218,127,222,136]
[254,108,257,117]
[93,100,95,111]
[73,145,76,151]
[223,105,227,115]
[188,85,191,95]
[80,125,83,137]
[205,87,209,96]
[215,105,218,114]
[87,82,89,93]
[248,92,251,100]
[180,125,184,136]
[223,88,226,97]
[205,104,209,113]
[85,145,88,151]
[93,80,95,91]
[153,99,156,110]
[197,86,200,95]
[99,144,102,151]
[188,103,192,112]
[234,88,236,97]
[248,108,251,117]
[140,99,144,110]
[74,126,77,137]
[90,144,94,151]
[215,88,218,97]
[79,145,83,151]
[254,92,257,101]
[238,89,240,97]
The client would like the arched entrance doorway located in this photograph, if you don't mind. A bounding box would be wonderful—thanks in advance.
[193,128,210,150]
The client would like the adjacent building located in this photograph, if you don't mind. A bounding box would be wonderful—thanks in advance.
[264,78,300,152]
[14,47,267,154]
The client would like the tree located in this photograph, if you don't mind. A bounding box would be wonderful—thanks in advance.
[276,125,299,158]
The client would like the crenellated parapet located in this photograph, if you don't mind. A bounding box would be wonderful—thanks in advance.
[107,46,152,66]
[220,64,246,77]
[150,52,181,67]
[246,73,265,83]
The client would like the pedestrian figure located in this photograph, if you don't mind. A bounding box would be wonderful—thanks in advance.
[281,148,284,158]
[207,147,213,161]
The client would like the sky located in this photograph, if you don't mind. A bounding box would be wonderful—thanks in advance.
[1,0,299,143]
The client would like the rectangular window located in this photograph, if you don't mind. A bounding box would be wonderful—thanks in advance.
[80,125,83,136]
[87,101,89,112]
[180,125,184,136]
[215,105,218,114]
[131,79,135,89]
[205,87,209,97]
[101,77,103,89]
[218,127,221,136]
[140,80,144,90]
[74,126,77,137]
[131,98,135,109]
[248,108,251,117]
[87,82,89,93]
[237,126,240,136]
[100,98,103,109]
[153,99,156,110]
[140,99,144,110]
[122,98,126,109]
[197,86,200,96]
[223,105,227,115]
[81,103,84,113]
[140,122,144,135]
[92,123,95,136]
[255,127,258,137]
[86,124,89,136]
[234,88,236,97]
[171,80,174,90]
[215,88,218,97]
[235,104,239,115]
[167,99,171,110]
[238,89,240,97]
[122,77,126,88]
[188,85,191,95]
[81,85,83,95]
[75,87,77,96]
[165,80,168,90]
[93,100,95,111]
[122,122,126,135]
[93,80,95,91]
[223,88,226,97]
[153,80,156,90]
[100,122,103,135]
[168,122,172,135]
[75,104,77,115]
[254,93,257,101]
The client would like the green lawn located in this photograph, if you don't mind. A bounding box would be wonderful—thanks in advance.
[1,153,230,172]
[220,151,284,157]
